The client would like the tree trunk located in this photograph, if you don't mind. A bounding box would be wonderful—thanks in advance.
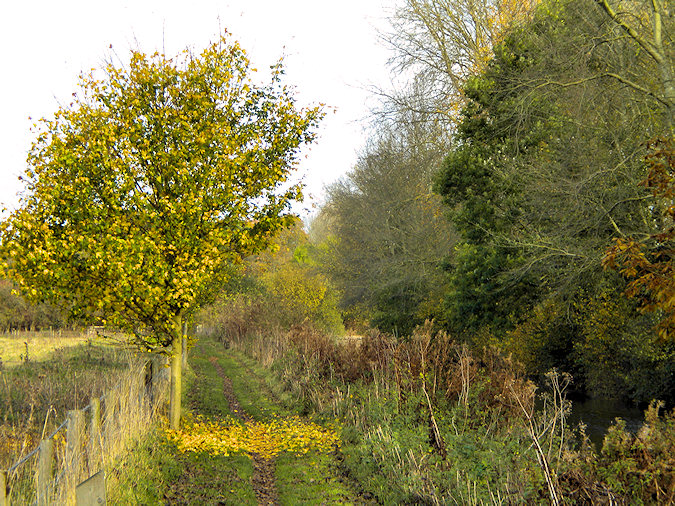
[169,315,183,430]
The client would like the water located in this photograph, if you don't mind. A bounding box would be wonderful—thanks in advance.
[567,397,645,449]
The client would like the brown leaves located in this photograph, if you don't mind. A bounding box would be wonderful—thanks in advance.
[603,137,675,339]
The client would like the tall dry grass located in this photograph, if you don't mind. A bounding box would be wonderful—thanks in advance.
[1,337,169,504]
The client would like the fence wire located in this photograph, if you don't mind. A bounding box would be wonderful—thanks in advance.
[2,355,169,504]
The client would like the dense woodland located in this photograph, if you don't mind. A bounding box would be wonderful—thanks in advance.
[201,0,675,406]
[330,0,675,405]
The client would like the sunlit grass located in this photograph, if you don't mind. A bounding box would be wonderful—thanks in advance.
[0,330,103,367]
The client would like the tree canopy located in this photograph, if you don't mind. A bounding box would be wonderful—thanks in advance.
[0,36,323,427]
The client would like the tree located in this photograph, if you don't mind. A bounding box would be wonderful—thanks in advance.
[0,279,64,331]
[433,0,671,332]
[604,138,675,338]
[320,110,456,335]
[427,0,675,399]
[382,0,538,124]
[593,0,674,132]
[0,36,322,428]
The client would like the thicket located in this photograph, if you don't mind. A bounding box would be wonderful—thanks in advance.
[197,216,675,502]
[192,2,675,498]
[202,316,675,504]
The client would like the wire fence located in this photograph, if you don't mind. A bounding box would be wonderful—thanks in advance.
[1,355,169,505]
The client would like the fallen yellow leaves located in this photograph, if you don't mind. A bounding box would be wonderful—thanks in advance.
[166,416,340,459]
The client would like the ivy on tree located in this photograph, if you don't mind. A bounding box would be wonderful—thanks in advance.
[0,36,323,428]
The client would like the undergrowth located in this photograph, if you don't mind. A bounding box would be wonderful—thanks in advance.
[213,322,675,505]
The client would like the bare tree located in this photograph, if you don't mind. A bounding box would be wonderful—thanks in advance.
[382,0,538,124]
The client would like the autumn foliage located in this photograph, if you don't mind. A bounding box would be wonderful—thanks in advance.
[166,415,340,460]
[604,138,675,339]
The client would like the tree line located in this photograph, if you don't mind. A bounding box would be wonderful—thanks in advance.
[309,0,674,404]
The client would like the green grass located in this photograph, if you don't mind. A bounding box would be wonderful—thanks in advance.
[276,452,359,505]
[206,344,358,504]
[109,339,259,504]
[109,430,256,505]
[186,344,232,418]
[109,336,362,504]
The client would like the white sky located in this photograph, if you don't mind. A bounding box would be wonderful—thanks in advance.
[0,0,397,216]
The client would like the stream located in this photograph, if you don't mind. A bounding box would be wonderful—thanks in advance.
[567,397,645,449]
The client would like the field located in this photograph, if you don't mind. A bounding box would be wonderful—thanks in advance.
[0,329,95,367]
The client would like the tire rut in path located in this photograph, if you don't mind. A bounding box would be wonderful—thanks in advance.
[209,357,279,506]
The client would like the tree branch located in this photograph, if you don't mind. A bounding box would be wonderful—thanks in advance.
[531,74,669,108]
[594,0,663,65]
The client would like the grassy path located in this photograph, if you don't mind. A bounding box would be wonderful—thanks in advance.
[208,356,280,505]
[110,336,365,504]
[191,338,364,505]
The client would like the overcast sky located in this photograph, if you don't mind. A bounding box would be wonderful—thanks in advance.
[0,0,397,216]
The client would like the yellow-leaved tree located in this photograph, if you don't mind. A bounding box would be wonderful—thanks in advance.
[0,36,323,428]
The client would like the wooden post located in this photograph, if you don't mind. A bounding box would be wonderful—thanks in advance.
[66,409,84,503]
[0,470,8,506]
[75,471,106,505]
[89,398,101,474]
[36,439,53,506]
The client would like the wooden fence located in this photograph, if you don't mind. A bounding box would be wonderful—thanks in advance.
[1,356,169,505]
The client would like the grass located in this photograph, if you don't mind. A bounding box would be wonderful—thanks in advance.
[0,332,170,504]
[0,330,97,367]
[108,429,257,506]
[110,335,360,504]
[275,452,359,505]
[204,344,359,504]
[223,324,675,505]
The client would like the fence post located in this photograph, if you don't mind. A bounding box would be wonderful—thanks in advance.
[66,409,84,503]
[0,470,8,506]
[89,398,101,474]
[36,439,53,506]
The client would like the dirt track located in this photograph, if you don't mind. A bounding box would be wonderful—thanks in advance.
[208,357,279,506]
